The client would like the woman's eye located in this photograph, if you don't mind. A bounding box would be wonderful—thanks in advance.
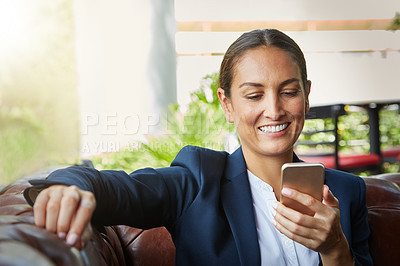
[282,90,299,96]
[247,94,262,100]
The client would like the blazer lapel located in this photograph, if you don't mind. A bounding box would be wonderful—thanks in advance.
[221,147,261,266]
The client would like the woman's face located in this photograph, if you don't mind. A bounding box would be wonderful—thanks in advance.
[218,46,310,158]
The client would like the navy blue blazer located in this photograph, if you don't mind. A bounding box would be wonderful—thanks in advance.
[25,146,372,265]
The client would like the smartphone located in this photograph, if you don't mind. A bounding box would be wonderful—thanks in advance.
[280,162,325,216]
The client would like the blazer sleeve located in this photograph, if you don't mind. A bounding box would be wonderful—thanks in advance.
[24,163,202,230]
[351,177,373,266]
[24,146,228,231]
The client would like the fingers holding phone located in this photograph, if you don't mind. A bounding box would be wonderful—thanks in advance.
[273,163,350,259]
[273,187,345,253]
[272,187,327,246]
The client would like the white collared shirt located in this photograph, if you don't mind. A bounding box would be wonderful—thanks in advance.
[247,170,319,266]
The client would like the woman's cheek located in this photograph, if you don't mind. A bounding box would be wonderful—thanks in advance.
[293,113,305,136]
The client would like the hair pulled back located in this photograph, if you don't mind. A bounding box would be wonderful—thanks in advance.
[219,29,308,98]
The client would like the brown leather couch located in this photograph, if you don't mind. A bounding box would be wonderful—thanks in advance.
[1,173,399,266]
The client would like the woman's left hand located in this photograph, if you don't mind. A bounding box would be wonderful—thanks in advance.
[273,185,354,265]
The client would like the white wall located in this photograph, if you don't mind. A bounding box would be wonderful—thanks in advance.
[175,0,400,21]
[74,0,176,157]
[176,31,400,107]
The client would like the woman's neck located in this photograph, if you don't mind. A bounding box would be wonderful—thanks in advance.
[242,146,293,199]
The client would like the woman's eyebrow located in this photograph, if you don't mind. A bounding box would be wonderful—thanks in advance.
[239,78,300,89]
[280,78,300,88]
[238,82,264,88]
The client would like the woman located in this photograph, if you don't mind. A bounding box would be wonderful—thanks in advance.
[25,29,372,265]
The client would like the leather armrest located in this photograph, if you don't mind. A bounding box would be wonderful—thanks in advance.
[363,174,400,266]
[0,181,121,266]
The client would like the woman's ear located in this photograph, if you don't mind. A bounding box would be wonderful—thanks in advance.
[217,88,234,123]
[305,80,311,113]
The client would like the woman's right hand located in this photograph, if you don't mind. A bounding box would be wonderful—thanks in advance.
[33,185,96,250]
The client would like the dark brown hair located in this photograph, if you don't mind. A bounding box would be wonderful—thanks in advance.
[219,29,308,98]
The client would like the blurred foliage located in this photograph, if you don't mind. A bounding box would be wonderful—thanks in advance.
[380,108,400,147]
[380,107,400,173]
[92,73,236,172]
[0,0,79,184]
[387,12,400,31]
[298,105,400,173]
[0,107,45,180]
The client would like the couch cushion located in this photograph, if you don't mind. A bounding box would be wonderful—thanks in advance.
[113,225,175,266]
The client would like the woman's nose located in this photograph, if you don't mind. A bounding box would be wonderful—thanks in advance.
[262,96,284,120]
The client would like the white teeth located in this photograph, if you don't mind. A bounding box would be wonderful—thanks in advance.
[259,123,288,133]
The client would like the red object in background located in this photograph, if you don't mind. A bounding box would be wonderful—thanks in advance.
[299,153,381,170]
[381,147,400,161]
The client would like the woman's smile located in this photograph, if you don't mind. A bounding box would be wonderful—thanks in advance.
[258,123,289,134]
